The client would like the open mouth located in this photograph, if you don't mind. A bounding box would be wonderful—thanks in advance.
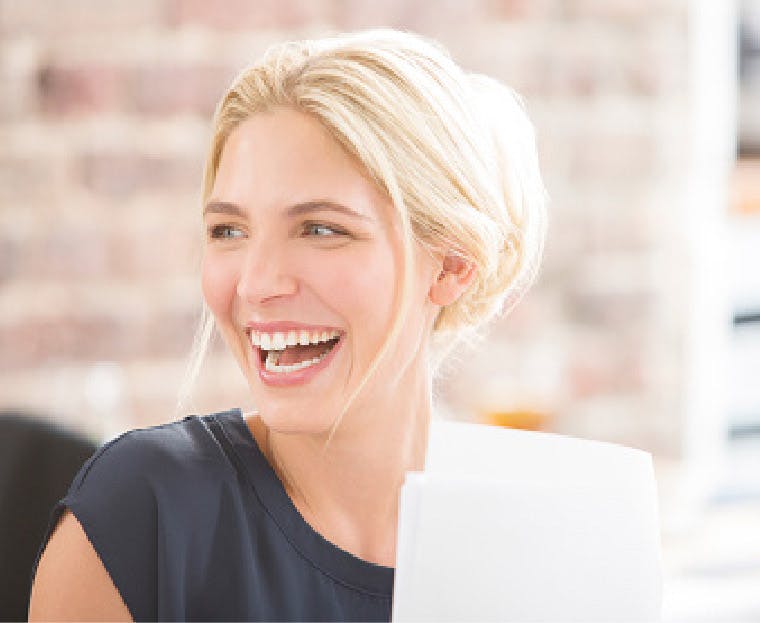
[252,328,342,374]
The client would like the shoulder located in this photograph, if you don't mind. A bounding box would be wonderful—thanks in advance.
[93,415,213,469]
[56,411,246,556]
[31,411,246,621]
[73,413,237,500]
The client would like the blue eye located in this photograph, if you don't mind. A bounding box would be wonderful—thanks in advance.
[303,223,346,237]
[209,224,244,239]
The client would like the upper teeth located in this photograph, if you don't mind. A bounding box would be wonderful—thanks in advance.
[252,329,340,351]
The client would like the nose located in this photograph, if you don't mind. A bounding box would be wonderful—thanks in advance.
[236,235,299,305]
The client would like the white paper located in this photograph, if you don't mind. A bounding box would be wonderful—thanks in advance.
[392,421,662,622]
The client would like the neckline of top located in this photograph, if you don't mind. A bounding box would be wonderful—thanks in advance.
[214,408,395,599]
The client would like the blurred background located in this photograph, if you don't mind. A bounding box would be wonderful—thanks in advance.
[1,0,759,620]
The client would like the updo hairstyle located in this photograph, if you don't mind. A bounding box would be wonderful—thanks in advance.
[181,29,547,410]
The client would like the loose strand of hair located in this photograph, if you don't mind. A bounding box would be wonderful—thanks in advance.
[176,304,215,416]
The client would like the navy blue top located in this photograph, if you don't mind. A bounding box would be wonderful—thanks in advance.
[33,409,394,621]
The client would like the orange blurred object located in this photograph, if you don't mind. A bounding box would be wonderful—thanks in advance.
[481,409,550,432]
[732,159,760,215]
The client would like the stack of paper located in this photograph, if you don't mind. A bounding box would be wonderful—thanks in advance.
[392,421,662,622]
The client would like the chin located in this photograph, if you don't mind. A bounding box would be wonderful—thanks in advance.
[253,400,340,437]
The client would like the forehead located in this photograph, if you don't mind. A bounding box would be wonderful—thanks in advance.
[212,108,390,222]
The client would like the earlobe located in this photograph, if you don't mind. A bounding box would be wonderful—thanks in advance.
[429,253,476,306]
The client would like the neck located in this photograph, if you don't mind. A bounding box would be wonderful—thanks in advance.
[250,367,433,567]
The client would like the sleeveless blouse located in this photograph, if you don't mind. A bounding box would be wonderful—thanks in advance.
[33,409,394,621]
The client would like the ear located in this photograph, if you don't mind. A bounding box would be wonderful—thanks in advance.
[428,253,476,306]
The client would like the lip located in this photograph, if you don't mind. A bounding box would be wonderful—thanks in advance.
[247,322,345,387]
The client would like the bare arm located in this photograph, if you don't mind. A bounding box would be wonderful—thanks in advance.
[28,510,132,622]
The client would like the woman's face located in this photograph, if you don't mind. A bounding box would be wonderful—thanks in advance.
[202,108,439,434]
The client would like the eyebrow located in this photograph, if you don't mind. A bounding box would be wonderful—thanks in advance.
[203,200,372,221]
[286,201,372,221]
[203,201,246,217]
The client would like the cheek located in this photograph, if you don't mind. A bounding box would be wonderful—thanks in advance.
[315,248,398,336]
[201,252,238,321]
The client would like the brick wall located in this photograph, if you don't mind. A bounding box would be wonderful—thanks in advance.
[0,0,692,454]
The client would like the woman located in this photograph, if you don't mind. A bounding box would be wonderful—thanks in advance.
[29,29,546,621]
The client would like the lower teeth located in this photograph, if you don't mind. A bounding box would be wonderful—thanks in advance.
[264,348,330,373]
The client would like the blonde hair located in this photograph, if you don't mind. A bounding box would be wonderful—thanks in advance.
[179,29,546,415]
